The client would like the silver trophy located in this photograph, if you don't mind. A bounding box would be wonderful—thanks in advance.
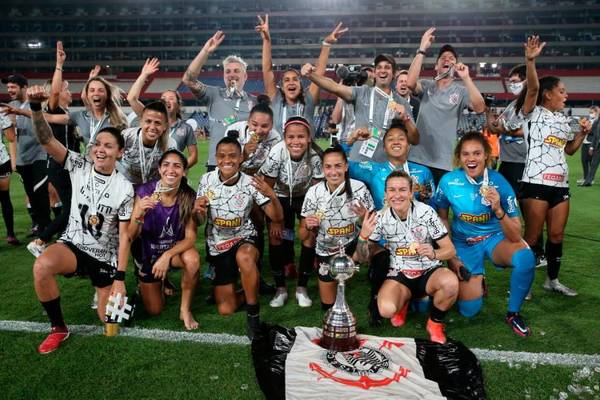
[320,242,360,352]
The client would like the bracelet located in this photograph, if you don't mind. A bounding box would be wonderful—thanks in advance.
[494,211,506,220]
[55,67,63,72]
[134,215,145,225]
[322,41,332,47]
[29,102,42,111]
[113,270,126,281]
[358,233,369,241]
[416,49,427,56]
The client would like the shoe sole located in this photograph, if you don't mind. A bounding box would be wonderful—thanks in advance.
[508,323,531,338]
[26,244,43,258]
[543,286,578,297]
[38,332,70,354]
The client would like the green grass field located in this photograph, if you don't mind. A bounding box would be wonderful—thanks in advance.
[1,139,599,399]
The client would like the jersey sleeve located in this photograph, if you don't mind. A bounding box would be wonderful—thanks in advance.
[424,206,448,241]
[497,176,520,218]
[356,182,375,211]
[311,153,324,179]
[196,173,210,198]
[192,84,218,106]
[118,184,135,221]
[350,85,368,105]
[300,186,319,217]
[418,79,433,94]
[422,167,437,206]
[258,146,282,178]
[348,160,374,185]
[63,150,87,174]
[67,110,83,126]
[183,123,198,146]
[432,177,450,210]
[458,85,470,115]
[252,183,271,207]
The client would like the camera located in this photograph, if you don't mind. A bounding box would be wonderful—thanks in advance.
[336,65,369,86]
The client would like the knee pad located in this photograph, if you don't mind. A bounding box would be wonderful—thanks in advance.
[458,297,483,318]
[511,248,536,272]
[410,297,430,313]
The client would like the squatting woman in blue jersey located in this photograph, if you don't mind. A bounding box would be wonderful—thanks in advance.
[434,132,536,337]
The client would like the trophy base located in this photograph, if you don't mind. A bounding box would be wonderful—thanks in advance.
[104,322,119,337]
[319,334,359,352]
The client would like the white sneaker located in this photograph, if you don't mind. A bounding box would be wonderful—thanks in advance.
[90,292,99,310]
[543,278,578,297]
[27,240,47,258]
[295,287,313,307]
[536,255,548,268]
[525,291,533,301]
[269,288,288,308]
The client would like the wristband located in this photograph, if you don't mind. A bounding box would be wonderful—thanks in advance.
[416,49,427,56]
[322,41,332,47]
[494,211,506,220]
[29,102,42,111]
[358,233,370,241]
[55,67,63,71]
[113,270,126,281]
[134,215,145,225]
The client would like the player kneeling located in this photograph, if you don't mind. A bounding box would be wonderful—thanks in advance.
[194,137,283,339]
[357,171,458,344]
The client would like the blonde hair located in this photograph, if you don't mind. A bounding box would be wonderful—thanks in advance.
[84,77,128,130]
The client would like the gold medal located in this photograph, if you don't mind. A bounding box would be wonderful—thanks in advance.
[151,192,162,202]
[388,100,397,110]
[479,185,490,196]
[249,131,259,143]
[88,214,100,226]
[409,242,419,254]
[315,210,325,220]
[206,190,215,202]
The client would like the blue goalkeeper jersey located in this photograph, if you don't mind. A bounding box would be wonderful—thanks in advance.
[349,160,435,209]
[433,168,520,242]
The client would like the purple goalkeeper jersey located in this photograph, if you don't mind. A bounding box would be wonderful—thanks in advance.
[133,180,185,267]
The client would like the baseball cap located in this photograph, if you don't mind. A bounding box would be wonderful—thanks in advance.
[373,54,397,71]
[437,45,458,61]
[2,74,28,87]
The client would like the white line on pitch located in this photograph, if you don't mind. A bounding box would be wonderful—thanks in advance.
[2,320,599,367]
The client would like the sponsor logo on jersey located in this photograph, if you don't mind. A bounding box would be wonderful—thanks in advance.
[395,247,417,256]
[401,268,425,278]
[214,237,242,252]
[543,135,567,148]
[214,217,242,228]
[458,213,490,223]
[327,223,355,236]
[542,173,565,182]
[448,178,464,186]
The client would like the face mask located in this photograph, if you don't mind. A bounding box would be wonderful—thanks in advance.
[508,81,524,95]
[589,113,596,121]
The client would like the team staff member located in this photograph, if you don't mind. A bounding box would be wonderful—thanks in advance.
[2,74,51,235]
[301,54,418,163]
[194,137,283,339]
[406,27,486,184]
[357,171,458,344]
[300,146,374,310]
[182,31,255,171]
[517,36,592,297]
[395,70,420,119]
[28,86,133,354]
[434,133,536,337]
[129,150,200,330]
[257,14,347,133]
[127,58,198,168]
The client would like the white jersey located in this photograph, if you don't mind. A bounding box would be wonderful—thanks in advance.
[117,127,177,185]
[61,151,134,265]
[197,170,270,256]
[369,201,447,279]
[225,121,281,174]
[0,114,13,164]
[301,180,374,256]
[259,140,323,198]
[522,106,574,188]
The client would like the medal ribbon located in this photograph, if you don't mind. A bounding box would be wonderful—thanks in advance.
[138,129,159,184]
[369,87,394,132]
[89,112,108,144]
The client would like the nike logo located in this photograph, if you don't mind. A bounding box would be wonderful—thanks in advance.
[453,194,464,198]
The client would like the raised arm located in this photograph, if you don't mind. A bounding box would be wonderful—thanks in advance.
[522,36,545,116]
[256,15,277,99]
[49,41,66,111]
[182,31,225,99]
[186,144,198,168]
[301,63,352,102]
[310,22,349,102]
[407,27,436,95]
[27,86,68,164]
[454,63,486,113]
[81,65,101,108]
[127,58,160,119]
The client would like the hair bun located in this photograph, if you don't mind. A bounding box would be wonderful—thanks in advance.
[256,94,271,106]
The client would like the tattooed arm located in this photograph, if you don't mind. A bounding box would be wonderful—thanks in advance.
[27,85,68,164]
[182,31,225,99]
[355,210,377,263]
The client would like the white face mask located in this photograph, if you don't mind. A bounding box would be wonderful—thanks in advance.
[589,113,597,121]
[508,81,524,95]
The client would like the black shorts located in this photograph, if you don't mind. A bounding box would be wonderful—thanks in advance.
[519,182,570,209]
[63,241,115,288]
[317,240,358,283]
[266,196,304,230]
[498,161,525,197]
[207,237,258,286]
[0,160,12,178]
[385,266,441,299]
